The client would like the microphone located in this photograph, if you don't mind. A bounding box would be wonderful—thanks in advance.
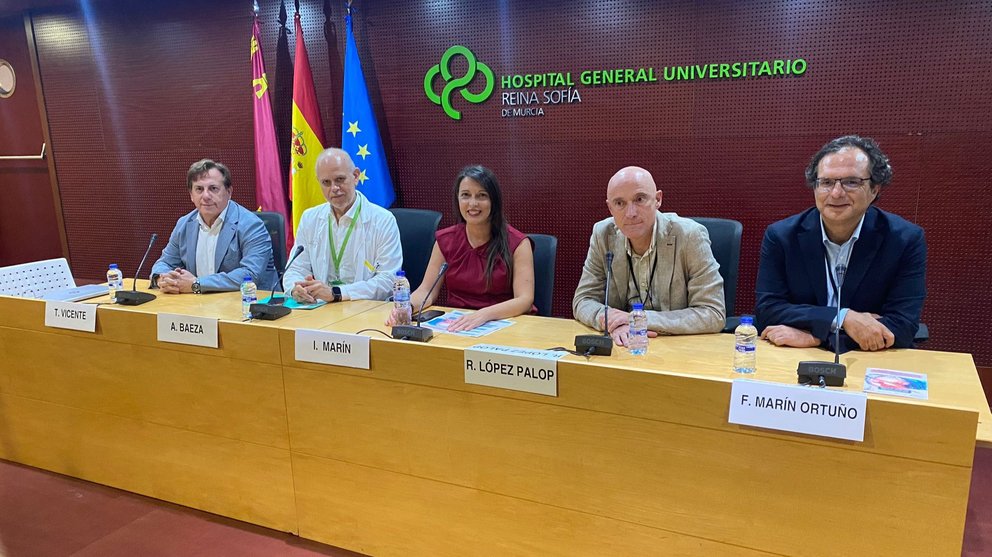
[250,245,304,320]
[413,262,448,325]
[392,262,449,342]
[575,251,614,356]
[797,263,847,387]
[116,234,158,305]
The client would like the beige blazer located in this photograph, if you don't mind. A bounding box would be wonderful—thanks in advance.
[572,212,726,335]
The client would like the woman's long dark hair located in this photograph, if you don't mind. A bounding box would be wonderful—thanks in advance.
[453,165,511,291]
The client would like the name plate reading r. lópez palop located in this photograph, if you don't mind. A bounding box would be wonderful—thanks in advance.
[295,328,370,370]
[464,344,568,397]
[728,379,868,442]
[44,300,97,332]
[157,313,218,348]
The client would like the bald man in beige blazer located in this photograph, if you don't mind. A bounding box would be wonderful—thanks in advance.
[572,166,726,347]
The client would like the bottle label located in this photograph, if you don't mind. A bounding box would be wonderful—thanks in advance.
[735,344,755,354]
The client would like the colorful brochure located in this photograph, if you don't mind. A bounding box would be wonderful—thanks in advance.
[863,368,929,400]
[423,310,514,337]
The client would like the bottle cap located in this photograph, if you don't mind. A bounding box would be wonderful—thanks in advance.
[109,264,118,269]
[632,303,644,311]
[396,270,406,277]
[243,275,252,282]
[740,315,754,325]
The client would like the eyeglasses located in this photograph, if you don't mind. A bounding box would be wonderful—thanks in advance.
[815,177,872,192]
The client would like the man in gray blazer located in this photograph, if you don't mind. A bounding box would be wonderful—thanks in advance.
[573,166,725,346]
[151,159,277,293]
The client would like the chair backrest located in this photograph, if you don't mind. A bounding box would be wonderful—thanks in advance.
[256,211,287,276]
[0,257,75,297]
[528,234,558,317]
[687,217,743,318]
[389,208,442,291]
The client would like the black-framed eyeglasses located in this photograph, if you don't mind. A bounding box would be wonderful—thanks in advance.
[814,177,872,192]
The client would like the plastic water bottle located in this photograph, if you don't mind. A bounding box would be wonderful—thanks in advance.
[241,275,257,320]
[106,264,123,303]
[734,315,758,374]
[628,303,648,356]
[393,270,412,326]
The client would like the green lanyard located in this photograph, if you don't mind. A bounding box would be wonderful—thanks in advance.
[328,199,362,282]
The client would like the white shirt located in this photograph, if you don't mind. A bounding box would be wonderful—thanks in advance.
[283,191,403,301]
[820,213,865,330]
[195,204,230,277]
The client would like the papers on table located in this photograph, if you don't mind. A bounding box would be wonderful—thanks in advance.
[261,295,327,310]
[423,310,514,337]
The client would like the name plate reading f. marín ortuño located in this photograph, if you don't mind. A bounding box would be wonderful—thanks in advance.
[464,344,567,397]
[295,329,370,370]
[44,300,97,332]
[157,313,219,348]
[728,379,868,442]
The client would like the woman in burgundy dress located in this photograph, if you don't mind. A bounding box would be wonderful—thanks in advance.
[388,165,535,332]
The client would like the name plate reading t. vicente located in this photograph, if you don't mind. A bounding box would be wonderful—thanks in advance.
[464,344,567,397]
[295,329,370,370]
[728,379,868,442]
[44,300,97,332]
[157,313,218,348]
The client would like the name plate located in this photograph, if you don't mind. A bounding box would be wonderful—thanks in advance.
[464,344,567,397]
[157,313,218,348]
[44,300,97,332]
[295,329,370,370]
[728,379,867,442]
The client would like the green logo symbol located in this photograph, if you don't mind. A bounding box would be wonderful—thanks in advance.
[424,45,494,121]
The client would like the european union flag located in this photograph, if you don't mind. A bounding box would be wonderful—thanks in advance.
[342,14,395,208]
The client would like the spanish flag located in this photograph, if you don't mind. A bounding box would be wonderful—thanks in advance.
[288,12,326,230]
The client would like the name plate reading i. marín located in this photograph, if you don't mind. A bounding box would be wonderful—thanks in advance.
[44,300,97,332]
[157,313,218,348]
[295,329,370,370]
[728,379,868,442]
[464,344,567,397]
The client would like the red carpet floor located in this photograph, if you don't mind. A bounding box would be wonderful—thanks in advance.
[2,450,990,556]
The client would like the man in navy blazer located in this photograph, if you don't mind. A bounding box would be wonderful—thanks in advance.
[151,159,276,293]
[756,136,926,352]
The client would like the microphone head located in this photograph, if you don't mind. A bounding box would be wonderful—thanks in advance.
[150,233,158,243]
[294,245,304,256]
[606,251,614,265]
[835,264,847,287]
[439,262,449,274]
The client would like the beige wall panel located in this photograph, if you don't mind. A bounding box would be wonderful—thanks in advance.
[285,368,971,556]
[0,327,290,448]
[293,453,777,557]
[0,393,296,532]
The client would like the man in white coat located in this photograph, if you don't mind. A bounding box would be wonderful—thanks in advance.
[284,148,402,303]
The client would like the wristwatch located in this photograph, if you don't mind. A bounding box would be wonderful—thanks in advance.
[191,281,202,294]
[331,286,342,302]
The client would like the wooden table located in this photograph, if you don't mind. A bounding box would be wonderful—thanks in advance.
[1,287,988,556]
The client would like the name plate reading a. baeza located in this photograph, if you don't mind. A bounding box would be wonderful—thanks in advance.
[464,344,567,397]
[157,313,218,348]
[295,329,370,370]
[44,300,97,332]
[728,379,868,442]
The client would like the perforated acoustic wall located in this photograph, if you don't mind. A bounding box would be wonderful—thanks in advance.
[30,0,992,363]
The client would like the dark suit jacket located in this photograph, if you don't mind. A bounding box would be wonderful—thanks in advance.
[755,206,926,352]
[150,201,277,292]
